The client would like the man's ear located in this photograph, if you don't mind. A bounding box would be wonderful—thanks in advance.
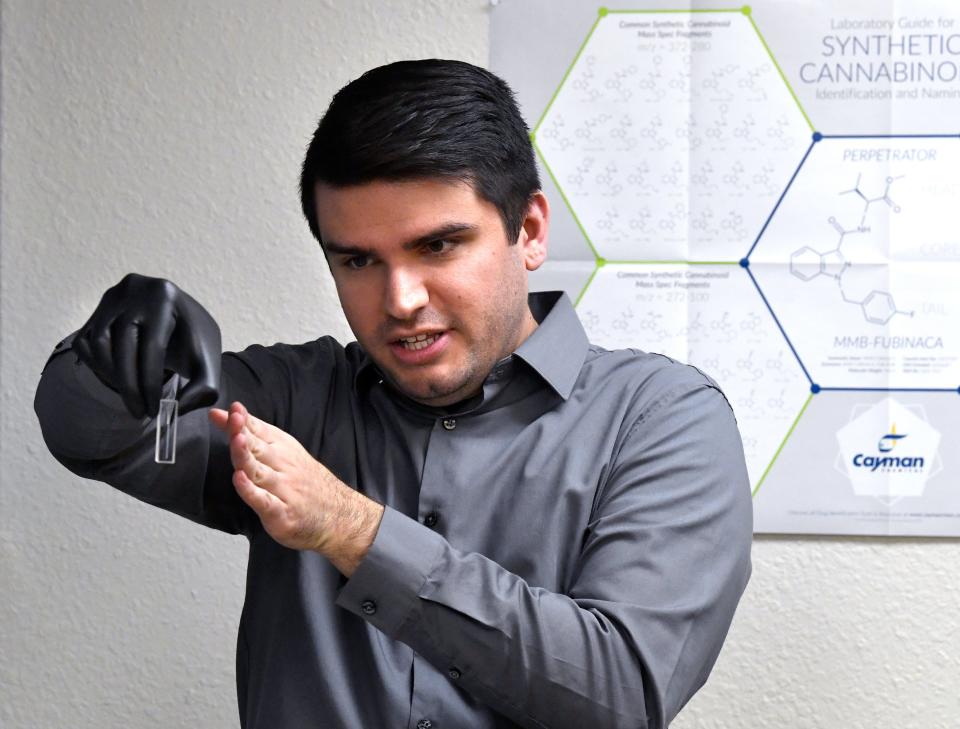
[516,191,549,271]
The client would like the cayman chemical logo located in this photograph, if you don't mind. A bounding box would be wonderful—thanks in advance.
[835,397,942,503]
[853,424,922,472]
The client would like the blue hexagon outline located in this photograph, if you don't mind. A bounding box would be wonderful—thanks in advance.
[740,130,960,398]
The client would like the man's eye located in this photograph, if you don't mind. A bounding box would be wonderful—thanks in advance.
[425,239,455,254]
[345,255,369,270]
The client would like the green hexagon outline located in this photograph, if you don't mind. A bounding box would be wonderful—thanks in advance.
[531,4,817,300]
[578,261,814,496]
[531,6,818,495]
[752,392,813,496]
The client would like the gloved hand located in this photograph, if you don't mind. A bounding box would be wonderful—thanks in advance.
[71,273,222,420]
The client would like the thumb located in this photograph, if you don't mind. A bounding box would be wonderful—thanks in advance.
[178,379,219,416]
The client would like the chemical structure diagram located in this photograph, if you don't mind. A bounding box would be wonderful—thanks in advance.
[534,9,812,263]
[788,173,914,325]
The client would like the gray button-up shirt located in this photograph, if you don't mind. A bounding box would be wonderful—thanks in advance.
[34,291,752,729]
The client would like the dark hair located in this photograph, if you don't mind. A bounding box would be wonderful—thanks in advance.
[299,59,540,245]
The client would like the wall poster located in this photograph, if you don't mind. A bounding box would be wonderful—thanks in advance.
[491,0,960,536]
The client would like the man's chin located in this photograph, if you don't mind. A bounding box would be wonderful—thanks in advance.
[387,373,476,408]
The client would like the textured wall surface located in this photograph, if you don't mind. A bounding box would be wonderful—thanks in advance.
[2,1,958,728]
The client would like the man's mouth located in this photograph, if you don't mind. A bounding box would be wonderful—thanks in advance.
[397,332,441,351]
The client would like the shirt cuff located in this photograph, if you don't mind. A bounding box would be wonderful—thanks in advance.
[334,505,446,638]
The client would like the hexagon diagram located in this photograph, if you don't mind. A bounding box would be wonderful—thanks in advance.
[512,3,960,532]
[577,263,809,487]
[535,7,811,263]
[749,136,960,390]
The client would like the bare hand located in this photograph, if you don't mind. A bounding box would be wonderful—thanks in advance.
[208,401,342,553]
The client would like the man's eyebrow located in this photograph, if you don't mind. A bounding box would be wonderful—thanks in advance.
[321,239,373,257]
[323,223,478,257]
[401,223,478,250]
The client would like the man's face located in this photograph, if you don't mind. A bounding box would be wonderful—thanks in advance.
[315,178,548,408]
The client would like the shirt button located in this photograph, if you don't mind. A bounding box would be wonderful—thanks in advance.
[360,599,377,615]
[442,418,456,430]
[416,720,433,729]
[424,512,439,528]
[448,667,461,680]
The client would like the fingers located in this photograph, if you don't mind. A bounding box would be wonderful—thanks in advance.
[178,378,219,417]
[230,426,277,489]
[210,402,280,497]
[74,284,127,393]
[233,468,283,514]
[76,294,178,420]
[208,408,230,429]
[109,313,168,420]
[112,316,145,419]
[142,309,177,418]
[223,402,274,445]
[174,289,222,414]
[74,316,118,393]
[209,403,250,435]
[239,405,273,443]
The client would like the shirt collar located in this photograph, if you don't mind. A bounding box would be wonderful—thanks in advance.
[513,290,588,400]
[353,290,588,401]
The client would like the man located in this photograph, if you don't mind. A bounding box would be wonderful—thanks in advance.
[34,59,752,728]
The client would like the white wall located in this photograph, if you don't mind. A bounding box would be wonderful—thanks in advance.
[2,1,957,727]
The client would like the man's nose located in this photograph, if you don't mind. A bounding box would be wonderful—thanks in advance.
[384,266,429,320]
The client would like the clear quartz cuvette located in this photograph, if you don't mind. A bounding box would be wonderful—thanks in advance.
[154,373,180,464]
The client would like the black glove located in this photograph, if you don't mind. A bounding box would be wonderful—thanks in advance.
[71,273,222,420]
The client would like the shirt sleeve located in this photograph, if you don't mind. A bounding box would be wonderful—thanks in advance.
[32,329,309,537]
[335,380,753,729]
